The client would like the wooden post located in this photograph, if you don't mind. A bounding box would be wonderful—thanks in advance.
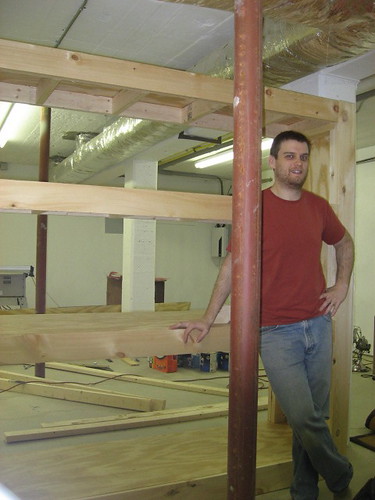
[228,0,262,498]
[35,106,51,378]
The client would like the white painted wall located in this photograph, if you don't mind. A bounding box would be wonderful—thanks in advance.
[0,168,226,311]
[353,146,375,352]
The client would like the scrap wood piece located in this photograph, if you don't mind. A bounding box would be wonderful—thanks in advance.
[120,357,140,366]
[0,309,230,364]
[46,362,230,397]
[42,395,268,430]
[4,402,230,443]
[0,368,166,406]
[0,371,165,411]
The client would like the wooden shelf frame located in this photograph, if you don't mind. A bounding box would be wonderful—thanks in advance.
[0,36,355,497]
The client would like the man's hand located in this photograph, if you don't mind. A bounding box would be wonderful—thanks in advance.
[319,282,349,316]
[169,319,212,344]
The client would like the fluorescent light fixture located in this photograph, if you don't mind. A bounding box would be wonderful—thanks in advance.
[194,138,273,169]
[0,102,12,126]
[261,137,273,151]
[195,149,233,169]
[0,103,34,148]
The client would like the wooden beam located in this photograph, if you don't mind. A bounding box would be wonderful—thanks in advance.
[0,376,165,412]
[181,100,227,124]
[4,403,230,443]
[0,38,234,105]
[35,78,59,105]
[328,100,356,453]
[120,100,185,123]
[111,89,148,115]
[264,86,340,122]
[0,179,232,223]
[42,396,268,430]
[45,362,230,397]
[0,310,230,364]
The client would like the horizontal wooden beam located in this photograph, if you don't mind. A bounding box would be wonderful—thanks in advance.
[264,86,340,122]
[0,38,233,105]
[0,179,232,223]
[4,403,230,443]
[0,374,165,412]
[0,310,230,364]
[46,362,230,397]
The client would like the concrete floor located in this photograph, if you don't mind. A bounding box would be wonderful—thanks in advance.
[0,354,374,499]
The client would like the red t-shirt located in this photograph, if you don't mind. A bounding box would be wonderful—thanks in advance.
[228,188,346,326]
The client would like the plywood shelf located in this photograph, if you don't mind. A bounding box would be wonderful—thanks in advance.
[0,422,292,499]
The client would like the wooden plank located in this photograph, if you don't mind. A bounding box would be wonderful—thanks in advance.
[45,362,230,397]
[35,78,60,105]
[4,403,230,443]
[0,368,165,409]
[41,404,228,428]
[0,179,232,223]
[0,38,234,105]
[0,302,191,315]
[264,86,340,122]
[0,376,164,412]
[120,100,185,123]
[0,423,292,500]
[0,309,230,364]
[328,101,356,453]
[111,89,148,114]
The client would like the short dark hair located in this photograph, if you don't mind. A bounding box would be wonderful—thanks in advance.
[270,131,311,158]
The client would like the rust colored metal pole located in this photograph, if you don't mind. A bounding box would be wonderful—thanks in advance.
[35,107,51,378]
[227,0,263,498]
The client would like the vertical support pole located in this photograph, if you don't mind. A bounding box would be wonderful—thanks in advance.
[35,106,51,378]
[228,0,262,498]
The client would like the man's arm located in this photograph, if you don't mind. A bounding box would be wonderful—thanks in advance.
[170,252,232,343]
[319,230,354,316]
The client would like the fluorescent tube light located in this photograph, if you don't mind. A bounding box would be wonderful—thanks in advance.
[0,102,12,127]
[261,138,273,151]
[195,150,234,169]
[194,138,273,169]
[0,103,34,148]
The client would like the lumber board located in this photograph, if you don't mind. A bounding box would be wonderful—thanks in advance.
[0,368,167,408]
[0,310,230,364]
[0,302,191,315]
[4,403,230,443]
[0,39,234,105]
[0,179,232,222]
[46,362,230,397]
[41,395,268,430]
[0,423,292,499]
[0,376,164,412]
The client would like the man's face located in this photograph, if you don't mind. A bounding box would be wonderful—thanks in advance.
[269,139,309,189]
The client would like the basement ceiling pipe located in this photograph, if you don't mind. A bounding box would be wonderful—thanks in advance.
[51,5,375,184]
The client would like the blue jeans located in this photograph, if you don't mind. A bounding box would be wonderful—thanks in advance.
[260,315,353,500]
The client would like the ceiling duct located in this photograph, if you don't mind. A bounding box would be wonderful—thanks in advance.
[51,2,375,184]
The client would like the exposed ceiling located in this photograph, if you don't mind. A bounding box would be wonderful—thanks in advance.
[0,0,374,187]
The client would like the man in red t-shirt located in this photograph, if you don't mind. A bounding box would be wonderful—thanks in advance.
[171,131,354,500]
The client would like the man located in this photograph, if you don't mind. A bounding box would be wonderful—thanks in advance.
[171,130,354,500]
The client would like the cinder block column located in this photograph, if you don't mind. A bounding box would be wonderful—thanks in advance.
[122,160,157,312]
